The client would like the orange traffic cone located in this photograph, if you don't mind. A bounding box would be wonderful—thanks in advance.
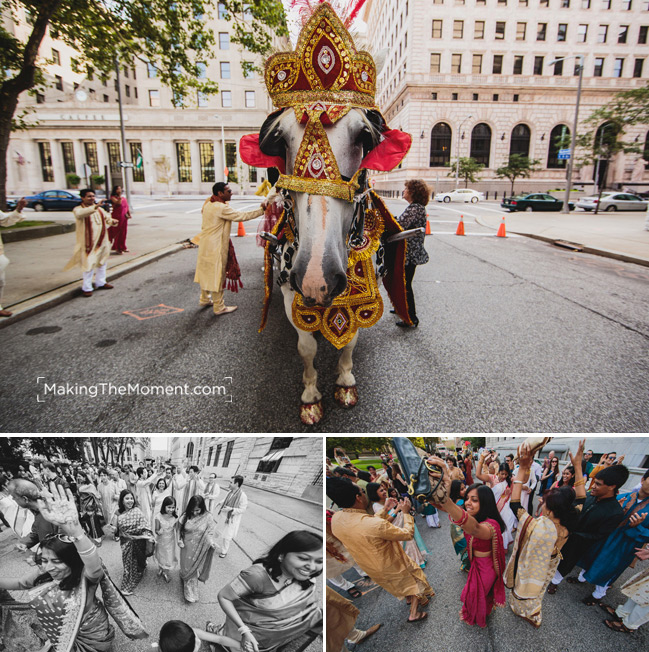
[237,222,246,237]
[496,216,507,238]
[456,215,465,236]
[425,219,431,235]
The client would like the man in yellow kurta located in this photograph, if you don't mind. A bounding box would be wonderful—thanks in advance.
[328,477,434,623]
[64,188,117,296]
[194,182,267,315]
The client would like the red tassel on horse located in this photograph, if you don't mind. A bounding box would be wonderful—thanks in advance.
[223,239,243,293]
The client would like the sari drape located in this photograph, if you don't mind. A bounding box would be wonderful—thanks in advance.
[117,507,152,593]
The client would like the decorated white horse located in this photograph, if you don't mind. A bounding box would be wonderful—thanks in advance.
[240,1,416,424]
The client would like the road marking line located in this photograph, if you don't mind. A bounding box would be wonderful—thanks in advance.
[185,207,203,214]
[133,202,174,210]
[427,231,521,237]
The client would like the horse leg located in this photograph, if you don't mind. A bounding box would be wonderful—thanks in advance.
[334,332,359,408]
[281,285,324,425]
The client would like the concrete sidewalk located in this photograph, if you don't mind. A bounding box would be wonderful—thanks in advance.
[475,209,649,266]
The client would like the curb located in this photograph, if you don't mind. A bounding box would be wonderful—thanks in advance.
[474,216,649,268]
[1,222,76,242]
[0,243,186,330]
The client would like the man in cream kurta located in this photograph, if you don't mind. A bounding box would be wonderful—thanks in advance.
[194,182,267,315]
[328,478,434,623]
[64,188,117,296]
[0,197,26,317]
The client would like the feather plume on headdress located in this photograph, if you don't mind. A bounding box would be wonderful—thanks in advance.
[288,0,369,28]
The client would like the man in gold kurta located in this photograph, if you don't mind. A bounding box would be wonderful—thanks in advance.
[328,478,434,623]
[64,189,117,296]
[194,182,267,315]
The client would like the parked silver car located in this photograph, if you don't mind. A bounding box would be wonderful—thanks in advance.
[577,192,649,212]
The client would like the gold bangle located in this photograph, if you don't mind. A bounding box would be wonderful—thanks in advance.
[574,479,585,487]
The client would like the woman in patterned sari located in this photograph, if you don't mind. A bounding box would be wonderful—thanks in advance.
[0,484,147,651]
[504,440,585,627]
[217,530,323,652]
[109,489,154,596]
[179,495,217,603]
[427,456,507,628]
[77,473,105,545]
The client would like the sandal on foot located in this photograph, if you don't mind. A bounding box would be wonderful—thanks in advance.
[406,612,427,623]
[347,586,362,599]
[566,576,582,584]
[605,619,633,634]
[582,596,602,607]
[600,604,621,619]
[356,624,381,643]
[547,583,558,594]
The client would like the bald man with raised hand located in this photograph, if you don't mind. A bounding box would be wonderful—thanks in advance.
[7,479,59,550]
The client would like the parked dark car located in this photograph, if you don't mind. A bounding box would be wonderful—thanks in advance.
[501,193,575,212]
[23,190,82,212]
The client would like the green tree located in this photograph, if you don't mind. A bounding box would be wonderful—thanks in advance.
[0,1,288,209]
[447,157,484,188]
[27,437,88,461]
[326,438,392,458]
[496,154,541,196]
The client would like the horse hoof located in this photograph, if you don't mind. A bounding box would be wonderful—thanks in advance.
[334,385,358,408]
[300,400,324,425]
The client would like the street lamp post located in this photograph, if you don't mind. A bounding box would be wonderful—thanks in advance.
[114,58,132,207]
[213,114,228,182]
[548,55,584,214]
[455,115,472,189]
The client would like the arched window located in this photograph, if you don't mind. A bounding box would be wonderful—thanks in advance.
[644,131,649,170]
[509,124,531,158]
[470,123,491,167]
[592,121,619,184]
[430,122,452,167]
[547,124,570,168]
[186,442,194,458]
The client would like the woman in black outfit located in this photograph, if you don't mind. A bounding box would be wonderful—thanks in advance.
[395,179,430,328]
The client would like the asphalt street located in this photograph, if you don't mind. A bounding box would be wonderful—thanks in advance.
[0,482,321,652]
[1,197,648,432]
[332,500,649,652]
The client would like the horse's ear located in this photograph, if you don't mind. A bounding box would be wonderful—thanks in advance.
[358,109,385,156]
[259,108,287,159]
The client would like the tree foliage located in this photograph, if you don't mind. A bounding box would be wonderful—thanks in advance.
[447,157,484,187]
[496,154,541,196]
[326,438,392,458]
[0,0,288,208]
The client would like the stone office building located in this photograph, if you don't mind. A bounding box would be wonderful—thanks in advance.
[364,0,649,195]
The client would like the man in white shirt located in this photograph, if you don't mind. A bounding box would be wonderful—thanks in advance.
[216,475,248,558]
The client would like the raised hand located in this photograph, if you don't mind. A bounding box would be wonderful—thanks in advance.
[36,483,80,532]
[398,497,412,513]
[569,438,586,468]
[517,442,534,470]
[385,497,398,511]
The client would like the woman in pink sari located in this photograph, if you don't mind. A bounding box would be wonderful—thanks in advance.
[108,185,131,254]
[428,456,507,627]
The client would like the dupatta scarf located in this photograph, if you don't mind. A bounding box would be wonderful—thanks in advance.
[179,512,216,582]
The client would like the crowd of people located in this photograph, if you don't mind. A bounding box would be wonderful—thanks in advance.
[326,442,649,651]
[0,458,322,652]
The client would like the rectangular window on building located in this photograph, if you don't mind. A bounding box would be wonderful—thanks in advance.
[493,93,499,101]
[537,23,547,40]
[220,62,231,79]
[431,92,438,100]
[475,0,486,3]
[553,59,564,75]
[197,91,208,107]
[534,55,544,74]
[451,53,462,73]
[245,91,255,108]
[207,448,213,466]
[125,85,130,98]
[472,54,483,73]
[218,2,228,18]
[176,142,192,183]
[107,142,121,174]
[513,55,524,74]
[557,24,567,41]
[474,21,485,39]
[598,25,608,42]
[493,54,503,74]
[223,440,234,467]
[453,20,463,38]
[640,26,648,43]
[225,142,237,172]
[452,92,459,100]
[497,0,507,4]
[149,90,160,107]
[562,0,570,6]
[622,0,632,7]
[634,58,644,77]
[430,53,441,73]
[221,90,232,107]
[61,142,75,174]
[123,67,129,78]
[36,92,45,104]
[578,24,588,42]
[516,23,526,40]
[87,66,94,81]
[582,0,591,6]
[540,0,549,5]
[214,444,222,466]
[134,88,138,99]
[613,58,624,77]
[38,142,54,182]
[129,142,144,182]
[513,94,520,101]
[55,75,63,91]
[74,135,97,168]
[219,32,230,49]
[199,142,215,182]
[618,26,629,43]
[574,59,582,75]
[432,19,442,38]
[197,62,207,78]
[103,94,109,103]
[495,22,505,39]
[248,166,258,183]
[473,93,479,100]
[147,63,157,78]
[52,49,60,65]
[602,0,611,7]
[594,57,604,76]
[132,67,136,80]
[519,0,528,5]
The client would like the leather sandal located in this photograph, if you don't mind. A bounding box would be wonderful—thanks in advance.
[547,583,558,594]
[604,619,633,634]
[406,612,427,623]
[566,576,582,584]
[347,586,362,599]
[356,624,381,643]
[582,596,603,607]
[600,604,621,620]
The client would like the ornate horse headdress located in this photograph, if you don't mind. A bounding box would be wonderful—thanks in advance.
[240,1,411,201]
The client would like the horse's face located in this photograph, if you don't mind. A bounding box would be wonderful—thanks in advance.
[262,108,381,307]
